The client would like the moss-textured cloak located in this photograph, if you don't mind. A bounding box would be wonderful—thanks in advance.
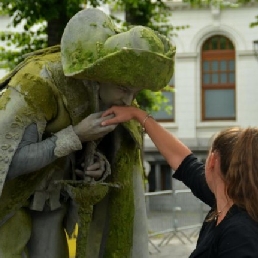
[0,48,145,257]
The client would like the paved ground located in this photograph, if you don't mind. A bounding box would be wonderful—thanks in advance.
[148,236,197,258]
[69,230,198,258]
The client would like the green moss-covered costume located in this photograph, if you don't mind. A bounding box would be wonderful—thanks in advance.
[0,7,175,258]
[0,49,143,257]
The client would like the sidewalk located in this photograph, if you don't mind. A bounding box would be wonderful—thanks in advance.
[148,236,197,258]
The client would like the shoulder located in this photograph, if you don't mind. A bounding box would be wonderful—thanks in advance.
[173,154,215,207]
[9,51,62,86]
[7,52,62,121]
[175,153,204,172]
[173,153,205,183]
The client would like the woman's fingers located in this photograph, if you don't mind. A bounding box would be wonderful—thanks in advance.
[101,105,138,126]
[102,109,115,117]
[101,109,118,126]
[101,117,119,126]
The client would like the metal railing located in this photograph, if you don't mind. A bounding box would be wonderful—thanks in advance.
[145,188,209,253]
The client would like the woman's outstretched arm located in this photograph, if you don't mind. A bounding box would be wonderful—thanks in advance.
[102,106,191,171]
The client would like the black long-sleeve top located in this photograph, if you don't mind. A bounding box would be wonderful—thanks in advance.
[173,154,258,258]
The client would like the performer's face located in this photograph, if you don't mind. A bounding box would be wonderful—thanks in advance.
[98,83,141,108]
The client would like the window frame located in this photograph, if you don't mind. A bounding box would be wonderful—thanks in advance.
[201,36,236,121]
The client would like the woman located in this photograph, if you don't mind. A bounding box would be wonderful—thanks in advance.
[101,105,258,257]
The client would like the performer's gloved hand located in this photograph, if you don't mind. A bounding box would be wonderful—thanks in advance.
[73,112,116,142]
[75,151,111,182]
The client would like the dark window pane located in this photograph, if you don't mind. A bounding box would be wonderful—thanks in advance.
[220,60,227,71]
[203,42,210,50]
[160,165,172,190]
[220,37,227,49]
[148,166,156,192]
[228,41,234,49]
[229,72,235,83]
[205,89,235,118]
[203,61,209,71]
[220,73,227,83]
[211,73,219,84]
[203,74,210,84]
[203,36,234,51]
[211,37,218,49]
[212,61,218,71]
[229,60,235,71]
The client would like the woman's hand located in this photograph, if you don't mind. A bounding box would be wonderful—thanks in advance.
[101,106,145,126]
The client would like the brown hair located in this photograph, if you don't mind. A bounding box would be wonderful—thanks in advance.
[210,127,258,222]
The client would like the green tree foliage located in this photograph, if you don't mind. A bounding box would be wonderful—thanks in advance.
[0,0,82,68]
[0,0,179,112]
[250,15,258,28]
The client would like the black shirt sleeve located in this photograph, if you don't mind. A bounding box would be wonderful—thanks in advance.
[173,153,215,207]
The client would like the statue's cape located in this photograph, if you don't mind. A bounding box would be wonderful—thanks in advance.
[0,46,142,225]
[0,45,61,91]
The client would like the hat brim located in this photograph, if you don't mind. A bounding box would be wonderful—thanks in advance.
[66,48,174,91]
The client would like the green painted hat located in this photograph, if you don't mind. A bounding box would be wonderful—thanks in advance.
[61,8,175,91]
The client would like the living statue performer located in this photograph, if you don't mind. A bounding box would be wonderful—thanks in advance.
[0,8,175,258]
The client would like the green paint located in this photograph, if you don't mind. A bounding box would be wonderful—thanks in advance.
[67,25,174,91]
[0,89,11,110]
[102,20,114,29]
[78,48,174,91]
[140,27,164,53]
[0,159,66,224]
[61,9,175,91]
[8,55,59,121]
[0,208,32,257]
[104,125,142,257]
[57,182,109,258]
[99,26,164,59]
[61,9,117,77]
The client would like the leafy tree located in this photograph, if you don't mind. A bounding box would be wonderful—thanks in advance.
[0,0,181,112]
[250,16,258,28]
[0,0,82,68]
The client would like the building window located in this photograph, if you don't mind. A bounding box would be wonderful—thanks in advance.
[201,35,236,121]
[147,163,172,191]
[151,75,175,122]
[160,164,172,190]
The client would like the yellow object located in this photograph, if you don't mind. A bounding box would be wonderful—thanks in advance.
[67,224,78,258]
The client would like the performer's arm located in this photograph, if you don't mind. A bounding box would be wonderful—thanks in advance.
[7,123,71,179]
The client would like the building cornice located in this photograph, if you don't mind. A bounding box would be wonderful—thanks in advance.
[165,0,258,11]
[175,53,198,59]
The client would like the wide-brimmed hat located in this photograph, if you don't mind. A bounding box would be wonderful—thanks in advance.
[61,8,175,91]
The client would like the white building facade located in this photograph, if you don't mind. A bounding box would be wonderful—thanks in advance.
[143,2,258,191]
